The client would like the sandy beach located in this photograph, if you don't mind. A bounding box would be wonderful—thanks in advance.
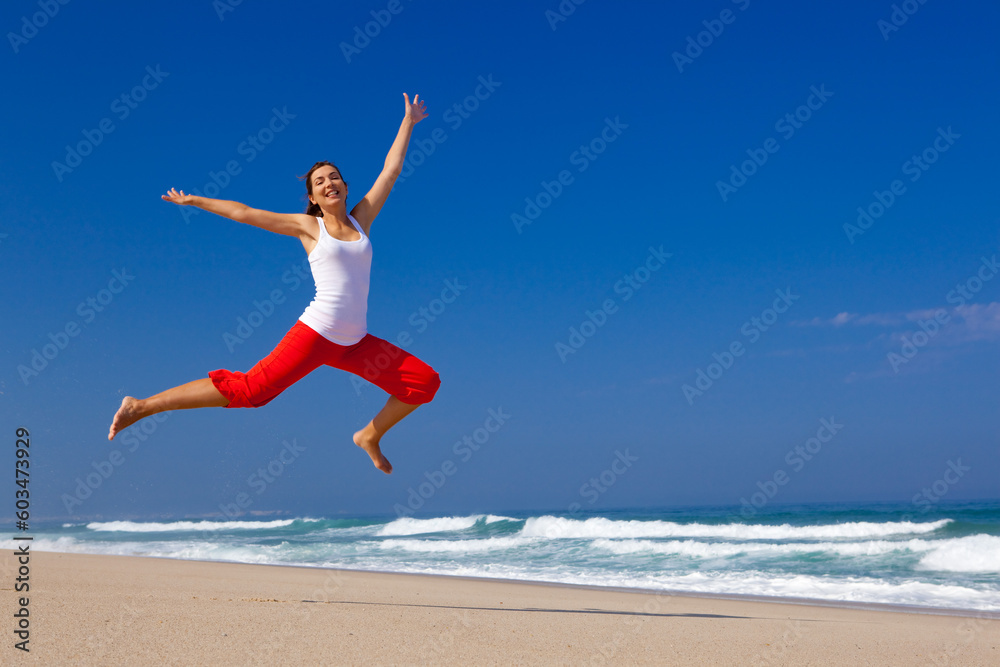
[0,551,995,665]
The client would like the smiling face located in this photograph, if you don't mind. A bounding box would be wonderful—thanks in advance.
[308,164,347,210]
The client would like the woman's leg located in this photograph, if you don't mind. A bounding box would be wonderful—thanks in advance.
[352,397,422,474]
[108,378,228,440]
[336,335,442,474]
[109,320,326,441]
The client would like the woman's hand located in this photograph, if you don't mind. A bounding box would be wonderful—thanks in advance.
[403,93,427,124]
[161,188,197,205]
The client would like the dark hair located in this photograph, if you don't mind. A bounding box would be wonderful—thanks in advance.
[298,161,347,217]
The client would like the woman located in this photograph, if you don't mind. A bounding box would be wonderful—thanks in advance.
[108,93,440,475]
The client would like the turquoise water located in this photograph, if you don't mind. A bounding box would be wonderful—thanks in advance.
[14,500,1000,612]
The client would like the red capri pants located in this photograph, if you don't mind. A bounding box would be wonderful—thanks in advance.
[209,320,441,408]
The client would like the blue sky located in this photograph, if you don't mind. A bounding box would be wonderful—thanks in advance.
[2,0,998,522]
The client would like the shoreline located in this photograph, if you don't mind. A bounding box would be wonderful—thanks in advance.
[5,551,997,665]
[27,548,1000,619]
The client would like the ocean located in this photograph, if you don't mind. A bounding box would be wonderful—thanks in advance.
[17,500,1000,613]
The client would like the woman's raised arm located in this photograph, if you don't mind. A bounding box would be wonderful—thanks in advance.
[162,188,312,239]
[350,93,428,235]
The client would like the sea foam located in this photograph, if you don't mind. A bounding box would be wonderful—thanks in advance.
[376,515,511,536]
[520,516,951,540]
[85,518,317,532]
[918,534,1000,573]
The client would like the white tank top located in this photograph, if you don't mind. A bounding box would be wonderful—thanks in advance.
[298,214,372,346]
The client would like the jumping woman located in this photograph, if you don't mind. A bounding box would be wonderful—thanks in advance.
[108,93,439,474]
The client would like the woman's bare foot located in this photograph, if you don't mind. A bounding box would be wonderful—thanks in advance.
[353,427,393,474]
[109,397,144,441]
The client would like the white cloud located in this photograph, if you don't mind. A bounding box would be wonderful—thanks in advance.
[793,311,856,327]
[799,302,1000,343]
[949,302,1000,343]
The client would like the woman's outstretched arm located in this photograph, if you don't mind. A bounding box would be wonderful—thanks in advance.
[162,188,312,239]
[350,93,428,235]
